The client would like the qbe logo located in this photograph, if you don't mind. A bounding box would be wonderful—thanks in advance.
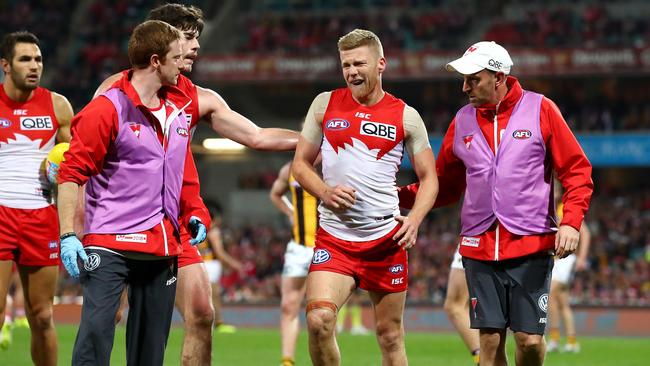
[20,116,53,130]
[360,121,396,141]
[311,249,331,264]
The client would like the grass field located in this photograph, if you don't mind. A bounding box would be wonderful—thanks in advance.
[1,325,649,365]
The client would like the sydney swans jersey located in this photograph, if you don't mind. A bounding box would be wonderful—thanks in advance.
[0,86,58,208]
[320,89,405,241]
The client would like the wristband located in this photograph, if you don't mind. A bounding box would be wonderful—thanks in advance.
[60,232,77,240]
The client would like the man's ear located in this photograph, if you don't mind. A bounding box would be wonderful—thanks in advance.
[495,72,507,87]
[1,58,10,74]
[150,54,161,69]
[378,57,386,74]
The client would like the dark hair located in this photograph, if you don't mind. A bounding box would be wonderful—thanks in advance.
[128,20,181,69]
[147,3,204,34]
[0,31,40,63]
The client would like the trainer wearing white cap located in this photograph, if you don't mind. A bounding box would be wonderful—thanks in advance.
[446,41,513,75]
[397,40,593,366]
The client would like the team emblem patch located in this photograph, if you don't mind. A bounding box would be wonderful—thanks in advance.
[84,253,101,272]
[312,249,331,264]
[388,264,404,274]
[129,123,141,139]
[538,293,548,312]
[325,119,350,130]
[463,134,473,149]
[0,118,11,128]
[176,127,189,137]
[512,129,532,139]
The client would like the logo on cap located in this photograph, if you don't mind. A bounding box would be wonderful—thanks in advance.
[488,59,503,70]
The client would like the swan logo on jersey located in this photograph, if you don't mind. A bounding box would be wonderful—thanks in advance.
[20,116,53,130]
[84,253,101,272]
[0,119,11,128]
[389,264,404,274]
[463,134,473,149]
[360,121,396,141]
[538,293,548,312]
[512,129,532,139]
[325,119,350,130]
[176,127,189,137]
[312,249,331,264]
[129,123,141,139]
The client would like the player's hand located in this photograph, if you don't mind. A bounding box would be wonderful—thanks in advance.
[393,215,420,250]
[321,185,356,211]
[575,257,588,271]
[46,161,60,185]
[555,225,579,259]
[189,216,207,246]
[60,234,88,278]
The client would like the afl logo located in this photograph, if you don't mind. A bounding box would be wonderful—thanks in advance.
[176,127,189,137]
[325,119,350,130]
[389,264,404,274]
[0,119,11,128]
[84,253,101,272]
[538,293,548,312]
[312,249,331,264]
[512,129,532,139]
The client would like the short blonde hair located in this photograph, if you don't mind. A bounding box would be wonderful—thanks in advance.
[337,29,384,57]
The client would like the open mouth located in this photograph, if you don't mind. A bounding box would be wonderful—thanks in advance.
[350,79,364,86]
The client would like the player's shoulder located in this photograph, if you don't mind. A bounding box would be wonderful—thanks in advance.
[177,74,197,92]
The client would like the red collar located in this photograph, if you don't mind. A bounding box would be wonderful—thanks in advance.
[109,70,191,111]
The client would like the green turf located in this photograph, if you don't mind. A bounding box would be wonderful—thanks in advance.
[0,325,648,365]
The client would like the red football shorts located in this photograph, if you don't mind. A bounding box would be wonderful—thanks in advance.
[310,225,408,293]
[0,205,60,266]
[177,229,203,268]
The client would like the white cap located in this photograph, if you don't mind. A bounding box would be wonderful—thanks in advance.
[446,41,513,75]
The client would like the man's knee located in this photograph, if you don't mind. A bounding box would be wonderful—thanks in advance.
[281,296,299,317]
[514,333,544,352]
[443,298,464,318]
[185,299,214,329]
[27,306,54,331]
[375,323,403,352]
[305,300,337,336]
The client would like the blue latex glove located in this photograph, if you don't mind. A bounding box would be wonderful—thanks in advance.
[60,235,88,278]
[46,161,60,185]
[189,216,207,246]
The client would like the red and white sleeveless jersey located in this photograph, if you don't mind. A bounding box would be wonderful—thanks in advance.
[320,88,405,241]
[0,86,58,208]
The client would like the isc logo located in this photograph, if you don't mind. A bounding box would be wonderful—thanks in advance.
[20,116,53,130]
[325,119,350,130]
[512,129,532,139]
[360,121,396,141]
[391,277,404,285]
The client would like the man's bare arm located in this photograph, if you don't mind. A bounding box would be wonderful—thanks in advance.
[270,162,293,220]
[52,92,73,143]
[197,86,298,151]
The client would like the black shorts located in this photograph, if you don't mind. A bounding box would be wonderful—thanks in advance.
[463,253,553,335]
